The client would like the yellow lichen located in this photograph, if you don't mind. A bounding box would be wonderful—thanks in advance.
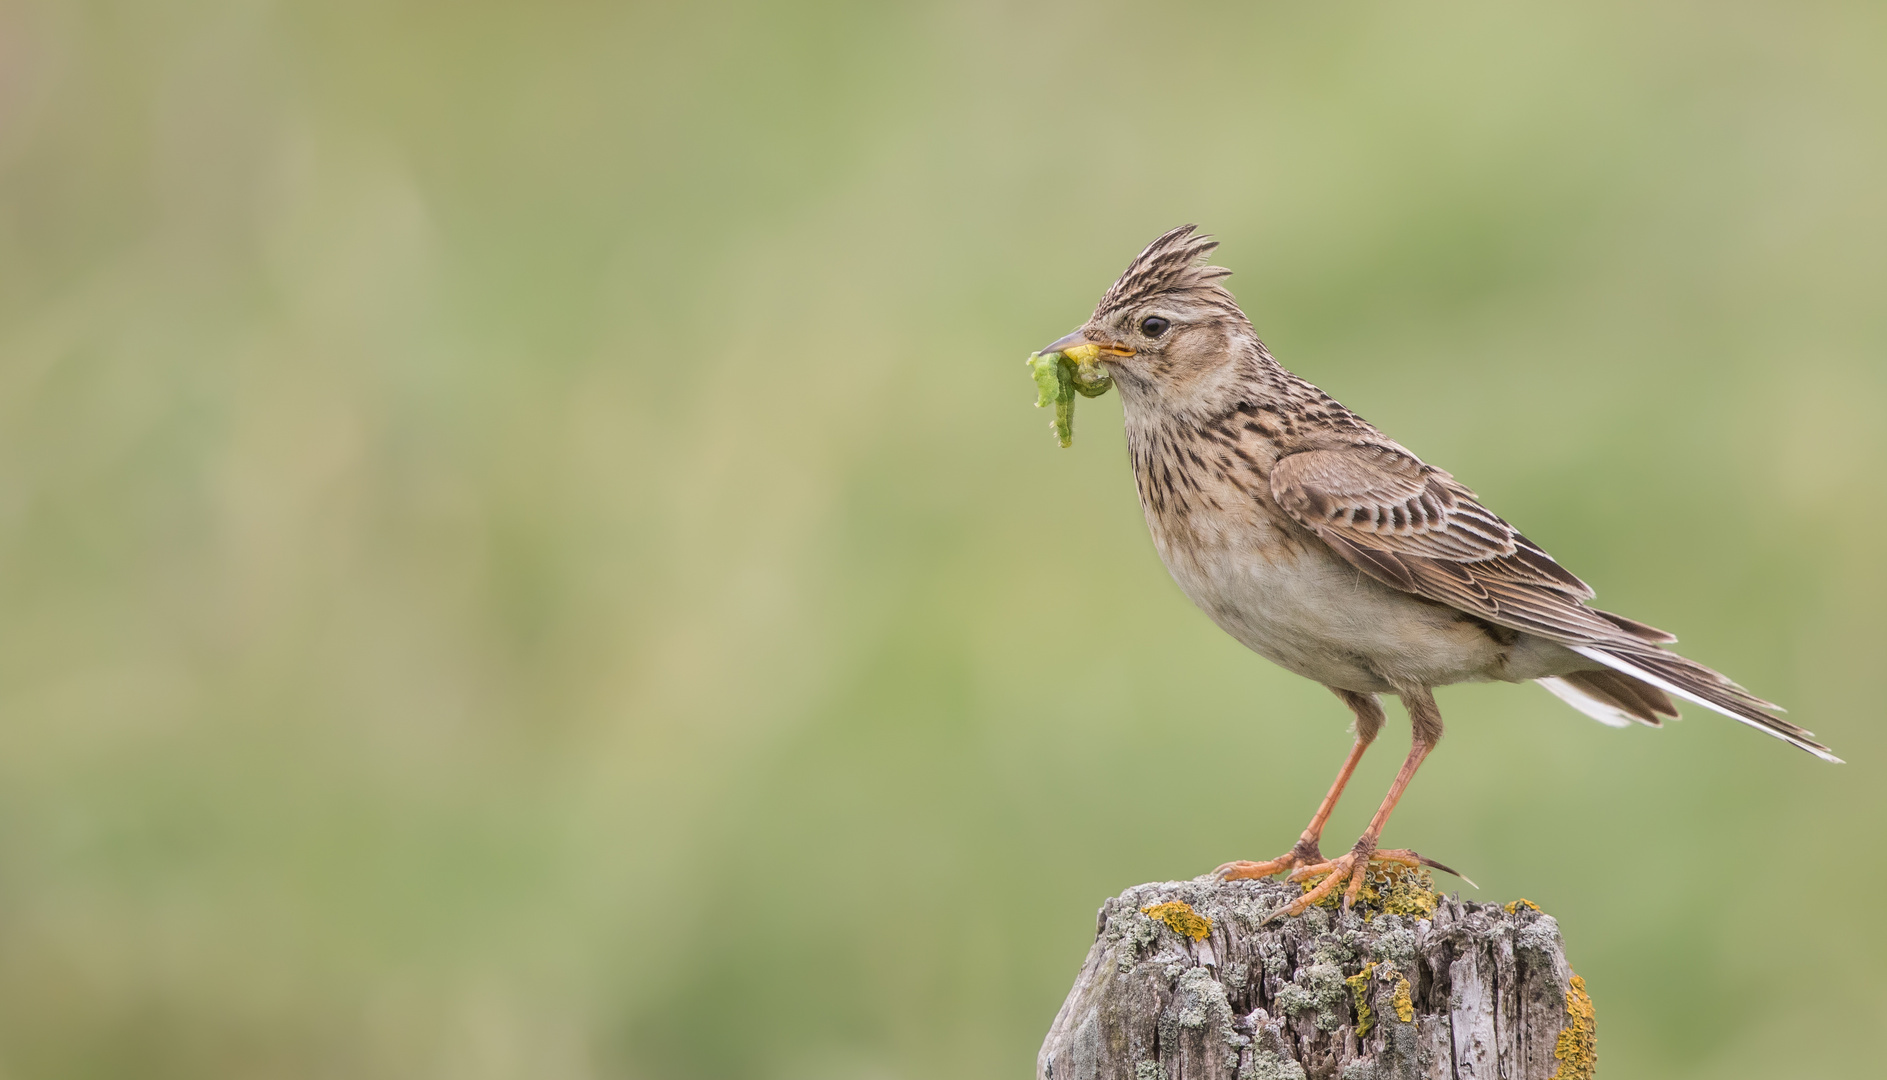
[1346,963,1377,1036]
[1141,901,1212,942]
[1548,974,1597,1080]
[1298,861,1438,919]
[1505,898,1541,915]
[1380,865,1439,918]
[1346,962,1414,1037]
[1390,974,1414,1024]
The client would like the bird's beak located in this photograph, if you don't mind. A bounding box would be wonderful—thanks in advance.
[1040,329,1134,363]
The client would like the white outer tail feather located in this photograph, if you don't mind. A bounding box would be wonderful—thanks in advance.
[1568,645,1843,764]
[1536,676,1641,729]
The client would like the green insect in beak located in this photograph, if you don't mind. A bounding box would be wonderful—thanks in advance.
[1026,348,1114,448]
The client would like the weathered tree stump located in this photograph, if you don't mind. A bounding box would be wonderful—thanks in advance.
[1038,877,1595,1080]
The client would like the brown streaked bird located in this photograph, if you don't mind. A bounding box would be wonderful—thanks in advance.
[1041,225,1839,919]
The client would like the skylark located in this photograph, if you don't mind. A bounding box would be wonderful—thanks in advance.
[1039,225,1838,917]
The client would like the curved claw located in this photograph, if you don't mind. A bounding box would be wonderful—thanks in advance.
[1212,856,1297,882]
[1395,849,1477,889]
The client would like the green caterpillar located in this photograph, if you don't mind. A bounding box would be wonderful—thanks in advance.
[1026,349,1114,448]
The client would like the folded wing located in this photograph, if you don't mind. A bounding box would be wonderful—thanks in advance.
[1269,444,1836,761]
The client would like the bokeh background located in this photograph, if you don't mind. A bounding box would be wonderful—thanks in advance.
[1,1,1883,1077]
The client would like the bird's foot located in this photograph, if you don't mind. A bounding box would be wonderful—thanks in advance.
[1210,838,1324,882]
[1262,843,1428,922]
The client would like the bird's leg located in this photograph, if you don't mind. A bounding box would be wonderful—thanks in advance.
[1214,689,1383,881]
[1275,687,1444,919]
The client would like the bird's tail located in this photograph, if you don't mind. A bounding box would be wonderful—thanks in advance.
[1566,642,1841,763]
[1538,669,1679,728]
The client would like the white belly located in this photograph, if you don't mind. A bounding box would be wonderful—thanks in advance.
[1149,509,1573,693]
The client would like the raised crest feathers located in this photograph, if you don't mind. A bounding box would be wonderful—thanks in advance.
[1096,224,1235,318]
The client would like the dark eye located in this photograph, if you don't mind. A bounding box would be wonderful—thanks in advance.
[1140,316,1170,338]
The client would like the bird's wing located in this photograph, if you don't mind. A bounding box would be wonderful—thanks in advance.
[1268,444,1838,761]
[1268,444,1622,641]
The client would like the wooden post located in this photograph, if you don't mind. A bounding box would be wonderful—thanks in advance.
[1038,877,1595,1080]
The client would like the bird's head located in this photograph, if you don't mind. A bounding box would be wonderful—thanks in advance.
[1039,225,1257,414]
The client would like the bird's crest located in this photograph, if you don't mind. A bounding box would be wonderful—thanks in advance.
[1095,225,1234,318]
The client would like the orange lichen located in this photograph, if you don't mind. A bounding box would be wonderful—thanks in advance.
[1141,900,1212,942]
[1505,898,1541,915]
[1548,974,1597,1080]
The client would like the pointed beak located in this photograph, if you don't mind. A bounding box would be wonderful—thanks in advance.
[1039,329,1134,363]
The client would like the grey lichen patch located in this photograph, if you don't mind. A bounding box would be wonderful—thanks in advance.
[1241,1049,1308,1080]
[1516,915,1564,961]
[1173,967,1236,1034]
[1259,940,1289,979]
[1220,960,1250,998]
[1162,966,1242,1077]
[1276,929,1367,1031]
[1298,905,1332,936]
[1100,904,1171,973]
[1135,1061,1167,1080]
[1368,922,1417,970]
[1311,932,1357,968]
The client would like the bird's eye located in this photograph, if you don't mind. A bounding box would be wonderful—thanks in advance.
[1140,316,1170,338]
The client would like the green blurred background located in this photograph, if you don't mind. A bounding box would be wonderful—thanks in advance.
[1,1,1883,1076]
